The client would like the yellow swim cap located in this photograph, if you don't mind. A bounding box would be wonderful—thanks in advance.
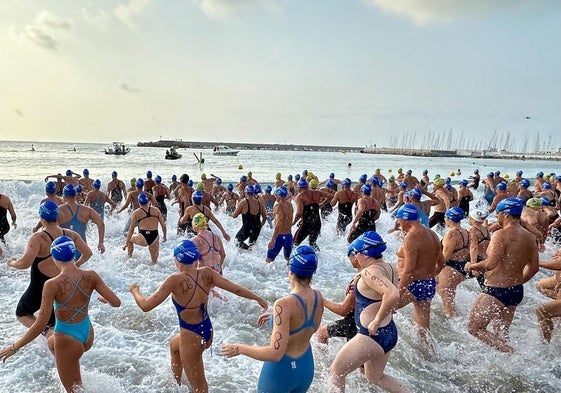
[201,173,207,180]
[276,172,281,179]
[450,171,455,177]
[247,171,252,177]
[526,197,541,208]
[238,164,243,170]
[310,179,319,189]
[130,178,136,186]
[192,213,207,229]
[503,174,510,179]
[375,168,381,173]
[434,178,445,186]
[196,182,205,191]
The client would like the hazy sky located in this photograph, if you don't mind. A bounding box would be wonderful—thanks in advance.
[1,0,560,149]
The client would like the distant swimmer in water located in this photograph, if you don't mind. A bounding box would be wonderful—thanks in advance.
[130,240,267,393]
[1,236,121,393]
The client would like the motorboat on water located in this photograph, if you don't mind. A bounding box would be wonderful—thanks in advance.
[212,145,239,156]
[165,147,182,160]
[105,142,130,155]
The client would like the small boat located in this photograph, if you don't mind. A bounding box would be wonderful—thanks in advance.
[165,148,182,160]
[105,142,130,155]
[212,145,239,156]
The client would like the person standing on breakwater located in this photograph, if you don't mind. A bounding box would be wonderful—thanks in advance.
[131,239,267,393]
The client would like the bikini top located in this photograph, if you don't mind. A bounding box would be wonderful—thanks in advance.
[54,273,91,323]
[172,271,210,318]
[289,290,319,336]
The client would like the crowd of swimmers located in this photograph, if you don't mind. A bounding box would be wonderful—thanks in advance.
[1,165,561,392]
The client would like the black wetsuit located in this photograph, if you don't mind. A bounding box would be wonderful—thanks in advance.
[459,196,471,216]
[0,199,9,242]
[155,195,167,220]
[348,199,379,243]
[236,199,262,249]
[337,193,354,233]
[294,192,322,250]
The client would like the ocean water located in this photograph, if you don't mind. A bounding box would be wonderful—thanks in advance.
[0,140,560,393]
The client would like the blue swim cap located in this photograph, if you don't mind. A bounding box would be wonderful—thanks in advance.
[537,171,544,178]
[240,175,247,182]
[495,182,507,191]
[423,169,428,175]
[146,171,153,179]
[288,246,318,278]
[172,174,177,181]
[459,179,468,186]
[396,204,419,221]
[297,178,309,189]
[75,185,83,193]
[541,197,551,206]
[136,178,144,188]
[45,181,57,194]
[244,184,255,195]
[516,170,523,176]
[83,168,89,176]
[543,182,552,189]
[487,172,494,178]
[409,188,422,200]
[474,169,479,174]
[192,191,203,204]
[519,179,530,188]
[50,236,76,262]
[445,177,451,184]
[188,180,194,187]
[347,231,387,258]
[216,178,222,185]
[66,169,72,176]
[287,175,293,181]
[326,179,336,190]
[302,170,308,176]
[361,184,371,195]
[265,185,272,193]
[295,174,301,181]
[275,186,288,198]
[155,175,162,184]
[227,183,234,191]
[359,174,367,183]
[174,239,200,264]
[112,171,118,178]
[445,207,464,222]
[329,173,335,179]
[253,184,262,194]
[407,170,412,175]
[138,192,149,205]
[63,184,76,197]
[495,171,501,175]
[93,179,101,189]
[496,197,523,216]
[342,178,351,187]
[39,200,59,222]
[556,176,561,182]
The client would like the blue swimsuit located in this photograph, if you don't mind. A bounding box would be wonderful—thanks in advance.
[257,291,318,393]
[172,271,213,343]
[407,278,437,301]
[266,233,293,262]
[354,274,398,353]
[53,273,92,344]
[61,205,86,259]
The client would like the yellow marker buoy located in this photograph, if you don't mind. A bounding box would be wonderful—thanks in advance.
[450,171,455,177]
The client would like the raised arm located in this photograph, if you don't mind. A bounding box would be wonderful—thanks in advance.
[129,276,174,312]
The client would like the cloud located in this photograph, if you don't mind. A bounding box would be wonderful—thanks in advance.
[120,83,142,93]
[80,7,112,30]
[193,0,280,19]
[23,25,58,49]
[14,109,25,117]
[364,0,556,25]
[35,11,71,29]
[114,0,154,30]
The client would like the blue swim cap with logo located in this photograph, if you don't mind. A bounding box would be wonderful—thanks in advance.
[396,204,419,221]
[63,184,76,197]
[45,181,57,194]
[93,179,101,189]
[39,200,59,222]
[173,240,200,264]
[297,178,309,189]
[155,175,162,184]
[288,246,318,278]
[50,236,76,262]
[227,183,234,191]
[361,184,371,195]
[192,191,203,204]
[347,231,387,258]
[136,178,144,188]
[496,197,523,216]
[275,186,288,198]
[445,207,464,222]
[138,193,149,205]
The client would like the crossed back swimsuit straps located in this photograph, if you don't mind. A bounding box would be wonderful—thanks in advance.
[354,265,398,353]
[446,228,470,277]
[15,229,65,326]
[258,291,319,393]
[172,270,212,343]
[137,207,158,245]
[53,273,92,344]
[198,233,222,274]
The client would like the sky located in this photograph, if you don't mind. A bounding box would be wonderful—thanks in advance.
[1,0,560,150]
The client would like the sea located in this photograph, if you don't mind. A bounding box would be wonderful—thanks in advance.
[0,140,560,393]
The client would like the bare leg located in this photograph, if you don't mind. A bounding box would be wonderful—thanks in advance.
[179,330,212,393]
[536,276,558,299]
[436,267,465,317]
[147,238,159,264]
[536,299,561,342]
[53,334,85,393]
[169,335,182,384]
[412,300,432,346]
[317,325,329,344]
[467,294,513,353]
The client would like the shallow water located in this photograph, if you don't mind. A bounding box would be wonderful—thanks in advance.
[0,141,560,392]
